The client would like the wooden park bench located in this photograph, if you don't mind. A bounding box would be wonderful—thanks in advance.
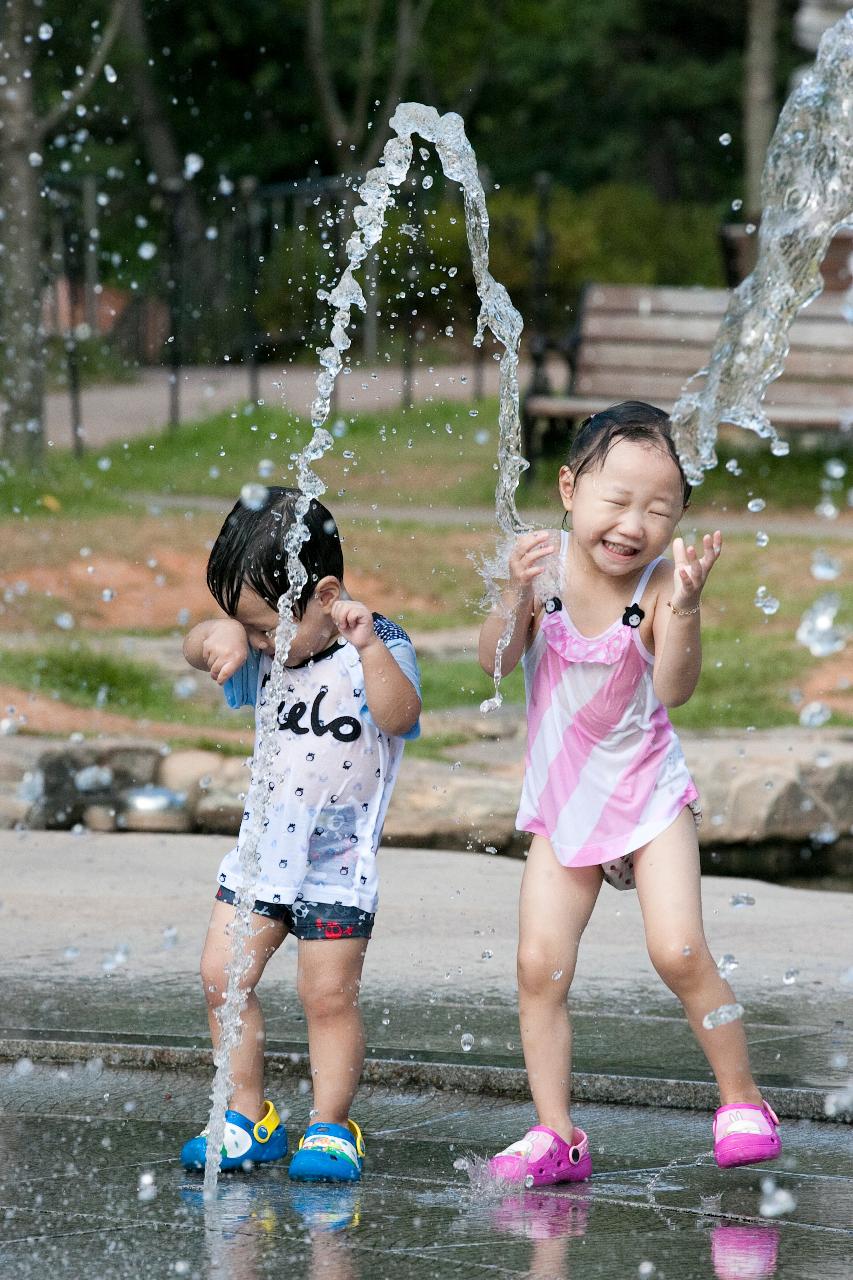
[523,283,853,469]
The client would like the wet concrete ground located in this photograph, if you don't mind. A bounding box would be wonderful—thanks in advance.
[1,834,851,1276]
[1,1062,850,1280]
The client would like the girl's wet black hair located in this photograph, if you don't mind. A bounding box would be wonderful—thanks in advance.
[206,487,344,620]
[567,401,692,508]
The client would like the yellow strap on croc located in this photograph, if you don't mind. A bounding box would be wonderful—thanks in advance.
[346,1118,366,1158]
[253,1099,280,1144]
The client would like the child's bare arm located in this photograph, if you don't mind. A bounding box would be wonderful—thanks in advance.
[331,600,421,737]
[478,531,552,676]
[652,532,722,707]
[183,618,249,685]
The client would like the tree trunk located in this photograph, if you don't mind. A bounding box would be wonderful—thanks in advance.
[0,0,48,465]
[744,0,779,217]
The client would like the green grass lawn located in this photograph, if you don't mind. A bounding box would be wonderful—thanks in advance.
[1,400,850,739]
[1,625,835,740]
[1,397,850,519]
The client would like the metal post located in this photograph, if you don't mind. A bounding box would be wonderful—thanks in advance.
[164,183,183,430]
[59,200,84,457]
[82,175,99,333]
[240,176,262,404]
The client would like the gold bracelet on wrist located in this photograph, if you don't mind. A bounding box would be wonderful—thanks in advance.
[667,601,700,617]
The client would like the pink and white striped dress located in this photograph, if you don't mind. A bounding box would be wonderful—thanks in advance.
[516,532,699,890]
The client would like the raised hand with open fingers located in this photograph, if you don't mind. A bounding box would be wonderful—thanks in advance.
[671,530,722,611]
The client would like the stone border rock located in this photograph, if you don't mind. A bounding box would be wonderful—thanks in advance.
[6,729,853,878]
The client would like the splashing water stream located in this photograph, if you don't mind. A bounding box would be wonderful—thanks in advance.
[203,102,529,1191]
[669,12,853,482]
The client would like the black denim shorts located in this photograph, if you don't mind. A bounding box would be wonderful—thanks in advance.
[215,886,374,940]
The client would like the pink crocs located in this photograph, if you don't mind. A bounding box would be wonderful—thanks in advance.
[488,1125,592,1187]
[713,1101,781,1169]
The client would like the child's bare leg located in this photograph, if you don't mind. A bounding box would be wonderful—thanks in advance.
[517,836,603,1143]
[297,937,369,1125]
[199,900,286,1120]
[634,807,763,1106]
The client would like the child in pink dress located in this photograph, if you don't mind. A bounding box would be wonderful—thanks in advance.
[479,402,780,1186]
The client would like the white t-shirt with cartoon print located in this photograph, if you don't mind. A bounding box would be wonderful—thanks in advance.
[215,614,420,914]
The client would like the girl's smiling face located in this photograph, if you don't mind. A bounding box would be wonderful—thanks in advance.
[559,439,685,577]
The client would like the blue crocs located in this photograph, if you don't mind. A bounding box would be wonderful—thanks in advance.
[288,1119,365,1183]
[180,1099,288,1171]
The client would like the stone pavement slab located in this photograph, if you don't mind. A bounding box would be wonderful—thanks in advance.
[0,1062,850,1279]
[1,833,851,1119]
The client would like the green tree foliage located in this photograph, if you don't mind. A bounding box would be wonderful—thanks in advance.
[256,181,724,351]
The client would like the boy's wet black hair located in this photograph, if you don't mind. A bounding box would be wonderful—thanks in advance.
[567,401,692,508]
[206,487,344,620]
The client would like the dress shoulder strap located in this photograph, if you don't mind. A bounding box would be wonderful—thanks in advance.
[633,555,667,604]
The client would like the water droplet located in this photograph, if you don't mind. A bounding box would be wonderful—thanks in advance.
[551,969,564,981]
[770,438,790,456]
[638,1264,657,1280]
[137,241,157,261]
[422,175,434,189]
[747,497,765,513]
[137,1170,157,1203]
[796,594,845,656]
[104,64,117,84]
[798,700,831,728]
[460,1032,475,1052]
[240,483,268,511]
[759,1176,796,1218]
[258,458,275,479]
[205,226,219,241]
[183,152,204,181]
[815,497,839,520]
[524,1173,535,1189]
[28,152,43,168]
[782,968,799,986]
[173,675,198,700]
[719,132,732,146]
[725,458,742,475]
[481,949,493,959]
[753,586,779,615]
[730,893,755,908]
[731,198,743,212]
[755,530,769,547]
[54,612,75,631]
[452,1156,468,1171]
[38,23,53,40]
[810,822,837,845]
[717,953,738,977]
[702,1002,744,1030]
[810,549,841,581]
[824,458,847,480]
